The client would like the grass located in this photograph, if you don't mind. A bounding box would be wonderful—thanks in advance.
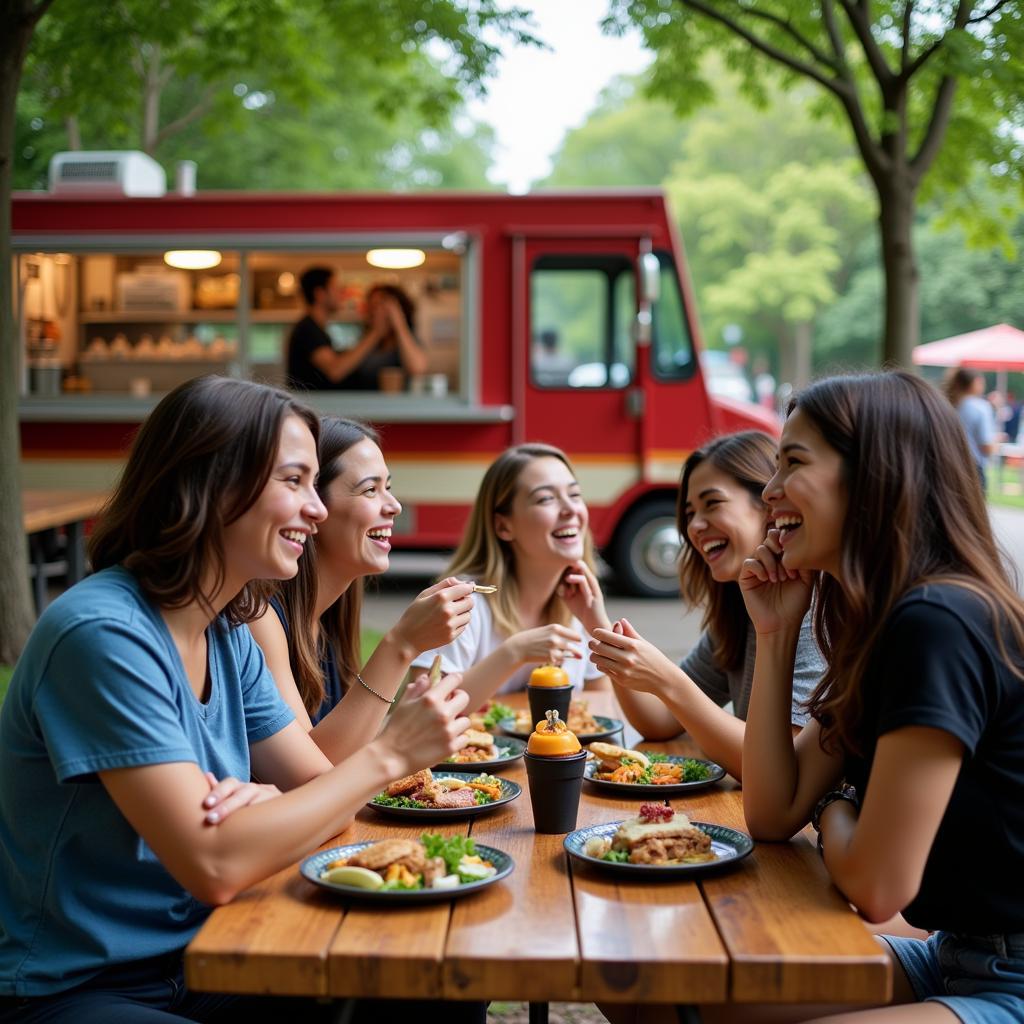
[0,630,387,710]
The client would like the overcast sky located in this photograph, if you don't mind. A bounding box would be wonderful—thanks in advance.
[466,1,652,192]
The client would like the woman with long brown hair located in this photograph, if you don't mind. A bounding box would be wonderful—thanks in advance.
[412,443,609,705]
[740,371,1024,1022]
[0,377,470,1022]
[588,431,823,779]
[249,416,475,764]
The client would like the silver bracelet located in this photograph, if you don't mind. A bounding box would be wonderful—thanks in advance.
[355,672,396,705]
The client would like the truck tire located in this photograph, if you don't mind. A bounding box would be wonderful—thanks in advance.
[608,497,681,598]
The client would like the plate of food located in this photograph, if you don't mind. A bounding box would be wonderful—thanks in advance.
[302,833,514,904]
[369,769,521,819]
[584,743,725,795]
[564,802,753,878]
[498,699,623,743]
[435,730,526,771]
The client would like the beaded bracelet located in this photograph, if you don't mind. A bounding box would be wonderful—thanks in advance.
[355,672,396,705]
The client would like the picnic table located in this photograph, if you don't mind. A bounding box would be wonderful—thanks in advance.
[22,489,107,613]
[185,691,890,1015]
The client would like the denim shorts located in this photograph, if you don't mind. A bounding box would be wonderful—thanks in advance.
[884,931,1024,1024]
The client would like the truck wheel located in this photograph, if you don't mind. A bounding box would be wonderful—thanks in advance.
[608,498,681,597]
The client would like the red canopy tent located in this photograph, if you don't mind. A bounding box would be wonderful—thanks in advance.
[913,323,1024,371]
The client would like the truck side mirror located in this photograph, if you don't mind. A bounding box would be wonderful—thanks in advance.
[635,248,660,347]
[639,251,661,304]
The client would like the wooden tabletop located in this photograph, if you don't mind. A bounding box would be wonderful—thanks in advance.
[22,489,108,534]
[185,691,890,1006]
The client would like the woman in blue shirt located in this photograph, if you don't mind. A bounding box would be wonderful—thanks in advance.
[0,376,471,1022]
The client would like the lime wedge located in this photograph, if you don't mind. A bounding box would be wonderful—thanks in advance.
[322,865,385,890]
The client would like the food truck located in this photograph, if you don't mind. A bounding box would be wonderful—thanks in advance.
[13,157,777,595]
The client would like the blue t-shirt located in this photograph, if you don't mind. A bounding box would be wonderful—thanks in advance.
[959,395,996,469]
[0,567,294,996]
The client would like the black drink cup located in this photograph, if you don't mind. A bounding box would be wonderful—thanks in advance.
[523,749,587,833]
[526,685,573,730]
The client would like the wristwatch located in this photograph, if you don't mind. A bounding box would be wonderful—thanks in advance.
[812,783,859,855]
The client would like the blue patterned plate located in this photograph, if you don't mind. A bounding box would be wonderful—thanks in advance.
[301,841,514,904]
[564,819,753,878]
[583,755,725,796]
[368,772,521,820]
[498,715,623,743]
[435,736,526,772]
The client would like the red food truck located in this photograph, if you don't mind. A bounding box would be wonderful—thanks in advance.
[13,173,776,595]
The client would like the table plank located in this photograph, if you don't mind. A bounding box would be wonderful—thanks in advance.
[443,758,581,1002]
[689,787,891,1004]
[22,490,107,533]
[185,855,342,996]
[326,813,465,999]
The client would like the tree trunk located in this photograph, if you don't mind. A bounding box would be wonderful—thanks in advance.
[877,177,920,369]
[0,1,49,664]
[778,320,814,391]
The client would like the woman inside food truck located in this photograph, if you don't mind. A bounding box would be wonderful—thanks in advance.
[286,268,427,391]
[411,443,611,704]
[0,376,472,1022]
[737,372,1024,1024]
[247,415,476,763]
[587,431,824,780]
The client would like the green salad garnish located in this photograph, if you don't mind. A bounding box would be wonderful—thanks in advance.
[372,794,425,809]
[422,832,477,874]
[601,848,631,863]
[482,702,515,731]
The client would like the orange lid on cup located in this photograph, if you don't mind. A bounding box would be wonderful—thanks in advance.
[526,709,582,756]
[528,664,570,688]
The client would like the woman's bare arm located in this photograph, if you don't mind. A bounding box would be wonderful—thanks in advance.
[101,673,470,905]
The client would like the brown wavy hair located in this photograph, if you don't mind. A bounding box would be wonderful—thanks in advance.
[89,375,319,624]
[797,371,1024,755]
[677,432,778,671]
[272,417,381,716]
[446,443,596,639]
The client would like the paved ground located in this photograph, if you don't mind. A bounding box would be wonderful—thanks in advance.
[363,503,1024,660]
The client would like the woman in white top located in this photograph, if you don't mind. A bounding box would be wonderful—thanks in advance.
[414,443,609,702]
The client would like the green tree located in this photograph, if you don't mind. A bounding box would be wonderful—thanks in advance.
[817,209,1024,370]
[0,0,531,661]
[606,0,1024,368]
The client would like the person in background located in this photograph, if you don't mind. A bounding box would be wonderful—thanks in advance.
[588,432,822,781]
[1004,391,1022,446]
[286,268,427,392]
[944,367,996,492]
[0,376,470,1023]
[413,443,610,706]
[737,371,1024,1024]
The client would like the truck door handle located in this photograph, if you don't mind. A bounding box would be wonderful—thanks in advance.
[626,387,645,418]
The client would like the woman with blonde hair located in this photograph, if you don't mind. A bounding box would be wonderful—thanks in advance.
[413,442,609,704]
[588,431,823,779]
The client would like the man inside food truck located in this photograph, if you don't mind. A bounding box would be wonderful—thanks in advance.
[286,266,427,391]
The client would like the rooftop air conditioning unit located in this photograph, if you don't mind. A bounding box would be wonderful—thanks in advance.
[49,150,167,197]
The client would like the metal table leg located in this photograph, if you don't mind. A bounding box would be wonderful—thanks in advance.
[528,1003,548,1024]
[66,520,86,583]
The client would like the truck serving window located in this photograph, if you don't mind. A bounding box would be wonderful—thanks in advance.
[651,253,695,382]
[529,255,634,389]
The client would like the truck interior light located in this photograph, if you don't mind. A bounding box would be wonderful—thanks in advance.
[164,250,222,270]
[366,248,425,269]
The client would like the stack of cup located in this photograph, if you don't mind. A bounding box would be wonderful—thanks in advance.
[523,709,586,834]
